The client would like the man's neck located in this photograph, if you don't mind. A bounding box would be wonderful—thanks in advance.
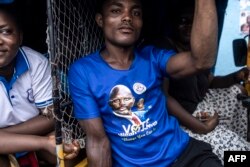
[101,44,135,70]
[0,59,16,82]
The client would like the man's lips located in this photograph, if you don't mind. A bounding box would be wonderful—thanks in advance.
[0,50,7,57]
[0,51,7,55]
[119,25,134,33]
[0,49,7,52]
[119,107,127,111]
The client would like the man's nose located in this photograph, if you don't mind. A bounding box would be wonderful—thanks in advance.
[120,99,125,105]
[121,10,132,23]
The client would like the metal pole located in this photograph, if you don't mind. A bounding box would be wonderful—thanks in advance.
[46,0,65,166]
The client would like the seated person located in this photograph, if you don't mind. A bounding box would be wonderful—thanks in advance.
[152,3,250,163]
[68,0,223,166]
[0,4,79,167]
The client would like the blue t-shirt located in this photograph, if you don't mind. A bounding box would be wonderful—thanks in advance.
[68,45,189,166]
[0,0,14,4]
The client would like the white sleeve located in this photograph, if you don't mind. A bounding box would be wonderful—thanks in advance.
[24,47,53,108]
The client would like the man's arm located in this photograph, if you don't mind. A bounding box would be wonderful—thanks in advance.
[0,131,56,155]
[167,0,218,78]
[210,67,249,88]
[1,105,54,135]
[79,118,112,167]
[167,95,218,134]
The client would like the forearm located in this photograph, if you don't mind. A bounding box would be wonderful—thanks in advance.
[191,0,218,69]
[86,136,112,167]
[79,118,112,167]
[167,96,209,134]
[1,115,54,135]
[0,131,48,154]
[210,68,248,88]
[210,72,239,88]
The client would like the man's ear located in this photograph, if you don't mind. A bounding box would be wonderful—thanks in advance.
[95,13,103,28]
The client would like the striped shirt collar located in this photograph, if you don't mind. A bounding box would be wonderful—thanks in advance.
[0,47,30,90]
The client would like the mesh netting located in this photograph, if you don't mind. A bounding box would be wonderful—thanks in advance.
[47,0,104,148]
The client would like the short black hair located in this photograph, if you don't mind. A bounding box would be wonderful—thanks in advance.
[95,0,107,14]
[95,0,144,14]
[0,3,23,30]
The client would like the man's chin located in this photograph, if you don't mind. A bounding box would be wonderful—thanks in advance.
[115,110,129,115]
[115,38,139,47]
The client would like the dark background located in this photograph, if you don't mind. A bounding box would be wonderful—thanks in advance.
[2,0,228,54]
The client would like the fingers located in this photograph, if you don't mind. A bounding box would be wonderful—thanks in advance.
[72,140,80,148]
[212,112,218,118]
[207,112,218,123]
[196,111,212,121]
[64,146,79,159]
[63,140,80,160]
[63,141,79,153]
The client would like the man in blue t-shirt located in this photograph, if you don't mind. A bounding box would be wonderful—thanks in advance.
[68,0,222,166]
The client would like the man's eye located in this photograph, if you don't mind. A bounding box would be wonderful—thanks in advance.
[0,29,12,35]
[124,97,131,101]
[111,9,120,13]
[178,17,192,26]
[133,11,141,16]
[113,99,120,103]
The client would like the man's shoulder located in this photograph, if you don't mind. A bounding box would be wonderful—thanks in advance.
[137,44,155,52]
[137,45,176,59]
[70,50,100,68]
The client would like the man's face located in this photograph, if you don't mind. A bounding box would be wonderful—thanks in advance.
[176,13,193,44]
[0,11,22,68]
[109,86,135,115]
[110,96,134,115]
[96,0,143,47]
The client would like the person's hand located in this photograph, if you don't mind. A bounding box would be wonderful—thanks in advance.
[63,140,80,159]
[45,135,80,160]
[235,67,249,82]
[203,112,219,133]
[46,135,57,156]
[195,111,212,121]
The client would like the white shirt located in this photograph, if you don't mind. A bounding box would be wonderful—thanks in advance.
[0,46,53,128]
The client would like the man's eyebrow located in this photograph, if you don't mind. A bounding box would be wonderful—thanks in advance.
[132,4,142,10]
[109,2,123,8]
[108,1,142,9]
[0,25,8,29]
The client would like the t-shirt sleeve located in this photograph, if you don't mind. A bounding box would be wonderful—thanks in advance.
[150,46,176,77]
[68,62,100,119]
[30,53,53,108]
